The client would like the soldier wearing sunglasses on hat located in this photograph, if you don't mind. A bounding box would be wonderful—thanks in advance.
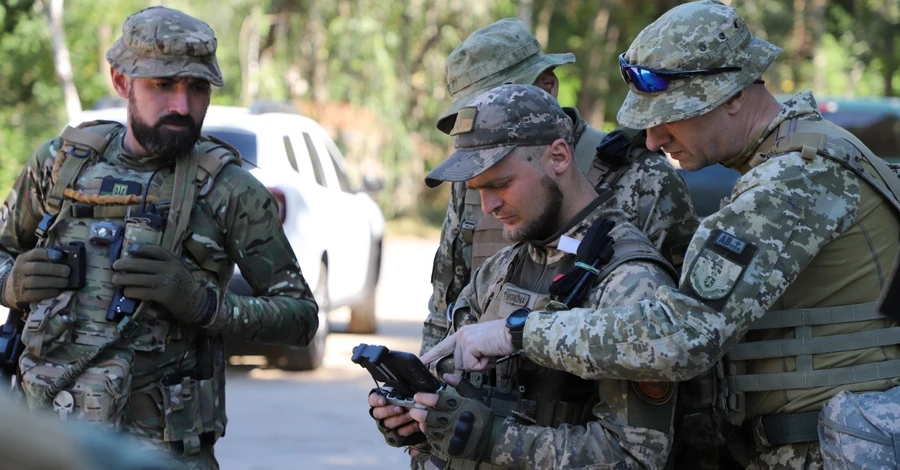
[420,1,900,469]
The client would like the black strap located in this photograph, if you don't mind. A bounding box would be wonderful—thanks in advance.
[750,411,820,446]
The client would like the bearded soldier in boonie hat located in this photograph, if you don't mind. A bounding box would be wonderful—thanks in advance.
[107,5,225,87]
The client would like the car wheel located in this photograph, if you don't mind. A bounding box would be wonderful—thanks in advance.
[347,239,380,334]
[274,261,329,370]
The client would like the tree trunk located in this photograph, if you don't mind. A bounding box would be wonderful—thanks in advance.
[884,23,898,97]
[534,0,556,47]
[45,0,82,121]
[519,0,533,29]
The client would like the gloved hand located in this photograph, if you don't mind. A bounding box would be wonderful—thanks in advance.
[1,248,70,309]
[111,244,214,325]
[367,389,429,449]
[423,387,503,461]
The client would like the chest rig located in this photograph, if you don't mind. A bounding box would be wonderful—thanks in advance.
[445,217,674,469]
[723,117,900,449]
[17,121,239,449]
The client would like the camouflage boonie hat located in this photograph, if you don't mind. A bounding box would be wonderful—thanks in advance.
[107,6,224,87]
[425,84,573,188]
[617,0,781,129]
[435,18,575,134]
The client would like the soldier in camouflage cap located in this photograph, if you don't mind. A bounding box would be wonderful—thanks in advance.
[107,6,224,87]
[373,84,680,469]
[0,6,318,470]
[422,2,900,469]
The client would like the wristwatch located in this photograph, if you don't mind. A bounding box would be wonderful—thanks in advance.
[505,308,530,351]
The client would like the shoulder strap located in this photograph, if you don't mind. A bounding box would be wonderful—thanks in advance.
[585,127,654,188]
[770,118,900,214]
[44,122,121,217]
[195,135,242,196]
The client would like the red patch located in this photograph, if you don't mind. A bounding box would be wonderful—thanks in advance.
[631,381,675,405]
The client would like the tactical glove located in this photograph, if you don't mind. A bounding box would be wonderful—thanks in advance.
[0,248,70,309]
[368,390,430,450]
[111,244,215,325]
[424,387,504,461]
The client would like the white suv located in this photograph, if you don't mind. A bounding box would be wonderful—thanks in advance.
[66,104,385,370]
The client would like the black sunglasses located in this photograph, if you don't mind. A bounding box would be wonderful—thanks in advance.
[618,53,742,93]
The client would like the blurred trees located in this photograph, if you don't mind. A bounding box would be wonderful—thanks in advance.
[0,0,897,222]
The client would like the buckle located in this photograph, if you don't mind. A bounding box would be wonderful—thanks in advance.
[35,213,57,239]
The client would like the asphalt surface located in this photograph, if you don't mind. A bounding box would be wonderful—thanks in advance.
[216,235,438,469]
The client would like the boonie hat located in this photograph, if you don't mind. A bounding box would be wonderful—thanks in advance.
[107,6,224,87]
[426,84,573,188]
[436,18,575,134]
[617,0,781,129]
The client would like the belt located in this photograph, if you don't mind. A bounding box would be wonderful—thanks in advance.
[745,411,820,447]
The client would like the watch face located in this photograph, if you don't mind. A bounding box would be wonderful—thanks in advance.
[507,308,530,328]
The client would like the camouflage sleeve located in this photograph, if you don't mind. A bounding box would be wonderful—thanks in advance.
[0,139,58,295]
[205,165,318,345]
[421,181,469,355]
[522,155,859,382]
[613,152,699,269]
[487,259,676,469]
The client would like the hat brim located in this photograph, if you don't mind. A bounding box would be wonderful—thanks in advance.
[107,39,225,87]
[425,145,517,188]
[436,52,575,134]
[617,37,781,129]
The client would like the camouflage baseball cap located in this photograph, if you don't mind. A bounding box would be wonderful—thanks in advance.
[425,84,573,188]
[106,6,224,87]
[617,0,781,129]
[435,18,575,134]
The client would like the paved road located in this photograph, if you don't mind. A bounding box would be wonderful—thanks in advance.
[217,235,438,469]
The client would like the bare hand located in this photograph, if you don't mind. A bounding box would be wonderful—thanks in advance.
[368,392,420,437]
[420,320,515,371]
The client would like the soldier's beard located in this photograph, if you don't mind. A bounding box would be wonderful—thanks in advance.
[503,175,564,243]
[128,92,203,160]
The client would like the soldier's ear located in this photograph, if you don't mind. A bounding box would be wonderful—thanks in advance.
[547,139,572,175]
[111,68,129,99]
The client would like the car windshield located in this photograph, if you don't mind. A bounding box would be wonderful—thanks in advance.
[203,127,259,169]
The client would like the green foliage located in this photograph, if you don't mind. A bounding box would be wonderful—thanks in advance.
[0,0,896,219]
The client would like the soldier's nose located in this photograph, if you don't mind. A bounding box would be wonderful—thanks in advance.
[645,125,670,152]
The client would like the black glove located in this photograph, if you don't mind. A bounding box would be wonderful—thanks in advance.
[367,390,429,449]
[424,387,503,461]
[111,244,215,325]
[1,248,70,309]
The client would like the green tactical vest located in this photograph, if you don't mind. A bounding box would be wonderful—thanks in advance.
[445,215,676,469]
[723,117,900,448]
[17,121,239,455]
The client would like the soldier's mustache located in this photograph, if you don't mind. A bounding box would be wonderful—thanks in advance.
[155,115,197,129]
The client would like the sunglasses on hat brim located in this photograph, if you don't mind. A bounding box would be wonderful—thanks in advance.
[618,53,742,93]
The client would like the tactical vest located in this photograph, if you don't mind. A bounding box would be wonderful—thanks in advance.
[464,126,646,272]
[445,219,675,469]
[723,117,900,448]
[17,121,239,454]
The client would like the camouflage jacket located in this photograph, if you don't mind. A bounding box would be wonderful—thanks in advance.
[0,130,318,349]
[423,199,679,469]
[519,92,900,391]
[421,108,698,354]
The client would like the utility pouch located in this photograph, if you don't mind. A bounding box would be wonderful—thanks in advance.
[160,372,205,456]
[19,345,133,428]
[196,332,227,441]
[122,214,164,256]
[21,291,76,357]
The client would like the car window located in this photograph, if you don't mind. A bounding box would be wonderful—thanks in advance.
[203,127,258,168]
[324,139,353,193]
[302,132,328,187]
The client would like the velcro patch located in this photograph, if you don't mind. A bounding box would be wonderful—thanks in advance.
[450,106,477,136]
[631,381,675,405]
[502,287,531,308]
[100,177,142,196]
[687,229,757,309]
